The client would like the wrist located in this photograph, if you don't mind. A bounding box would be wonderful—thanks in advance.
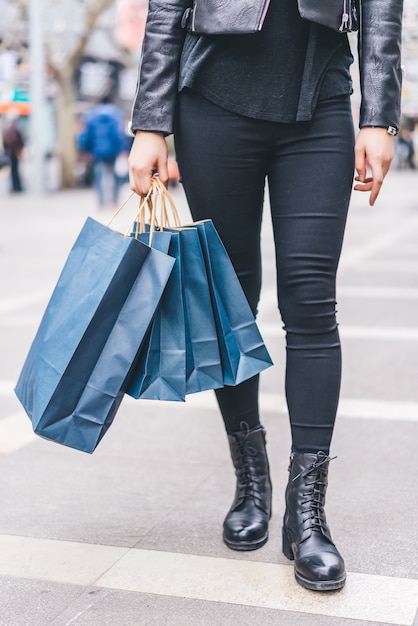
[361,125,399,136]
[128,122,165,137]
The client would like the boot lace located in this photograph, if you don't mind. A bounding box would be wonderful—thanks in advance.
[235,422,265,510]
[293,453,336,533]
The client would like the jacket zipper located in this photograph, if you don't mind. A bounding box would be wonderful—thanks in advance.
[191,1,196,31]
[257,0,271,31]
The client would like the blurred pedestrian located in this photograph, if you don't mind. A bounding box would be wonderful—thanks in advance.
[78,95,125,209]
[2,114,25,193]
[113,124,134,187]
[128,0,403,592]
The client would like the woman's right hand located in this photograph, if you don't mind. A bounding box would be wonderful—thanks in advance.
[128,131,168,196]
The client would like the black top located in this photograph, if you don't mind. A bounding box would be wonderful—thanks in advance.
[180,0,353,123]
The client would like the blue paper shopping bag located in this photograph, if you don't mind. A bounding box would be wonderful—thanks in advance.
[127,225,223,398]
[166,226,223,394]
[131,177,223,396]
[14,217,175,453]
[126,230,187,401]
[195,219,273,385]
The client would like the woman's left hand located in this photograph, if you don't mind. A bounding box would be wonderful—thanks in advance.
[354,127,395,206]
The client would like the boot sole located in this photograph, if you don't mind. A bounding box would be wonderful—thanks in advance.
[223,531,269,551]
[295,571,346,591]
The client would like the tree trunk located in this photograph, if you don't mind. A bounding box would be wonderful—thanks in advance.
[55,71,78,189]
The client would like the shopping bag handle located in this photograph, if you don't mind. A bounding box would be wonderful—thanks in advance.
[106,187,158,245]
[131,177,182,236]
[106,176,182,246]
[107,190,137,226]
[151,177,181,229]
[130,191,158,245]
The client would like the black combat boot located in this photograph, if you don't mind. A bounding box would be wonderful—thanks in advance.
[282,451,346,591]
[223,424,272,551]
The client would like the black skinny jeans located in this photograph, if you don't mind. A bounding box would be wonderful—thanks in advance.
[174,89,355,454]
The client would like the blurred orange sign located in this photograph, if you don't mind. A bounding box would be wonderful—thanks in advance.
[0,101,32,115]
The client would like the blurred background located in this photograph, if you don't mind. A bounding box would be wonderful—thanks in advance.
[0,0,417,196]
[0,0,171,197]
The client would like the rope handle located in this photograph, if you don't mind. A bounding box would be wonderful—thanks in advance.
[106,176,182,247]
[106,185,157,245]
[152,177,182,229]
[106,190,137,228]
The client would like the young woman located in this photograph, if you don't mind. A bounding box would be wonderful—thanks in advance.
[128,0,403,591]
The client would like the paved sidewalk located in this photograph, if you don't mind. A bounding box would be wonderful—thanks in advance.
[0,173,417,626]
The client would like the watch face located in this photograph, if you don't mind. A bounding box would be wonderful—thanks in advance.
[387,126,398,136]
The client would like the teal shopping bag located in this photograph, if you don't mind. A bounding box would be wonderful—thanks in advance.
[126,229,188,401]
[127,215,223,398]
[195,219,273,385]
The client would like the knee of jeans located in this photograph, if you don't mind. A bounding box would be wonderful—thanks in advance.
[278,291,339,338]
[282,315,341,353]
[277,265,339,333]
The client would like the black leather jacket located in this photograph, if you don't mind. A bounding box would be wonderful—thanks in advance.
[131,0,403,135]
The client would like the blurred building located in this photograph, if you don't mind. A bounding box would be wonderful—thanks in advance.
[401,0,418,121]
[75,0,148,114]
[0,0,147,117]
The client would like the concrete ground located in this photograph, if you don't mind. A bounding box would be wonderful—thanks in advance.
[0,168,417,626]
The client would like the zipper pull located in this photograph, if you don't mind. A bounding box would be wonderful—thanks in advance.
[339,0,349,31]
[339,12,349,31]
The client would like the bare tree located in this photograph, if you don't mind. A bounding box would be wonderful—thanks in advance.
[3,0,123,188]
[47,0,118,188]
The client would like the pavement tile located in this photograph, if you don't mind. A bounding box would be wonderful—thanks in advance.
[0,442,219,547]
[0,576,84,626]
[339,338,418,402]
[48,589,402,626]
[94,403,229,465]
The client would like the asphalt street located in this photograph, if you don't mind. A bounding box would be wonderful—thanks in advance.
[0,167,417,626]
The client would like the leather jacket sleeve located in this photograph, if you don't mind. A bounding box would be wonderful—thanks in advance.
[130,0,191,135]
[358,0,403,130]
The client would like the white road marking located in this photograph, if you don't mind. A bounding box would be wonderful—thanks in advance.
[339,325,418,341]
[340,217,418,267]
[96,548,418,625]
[259,323,418,341]
[0,534,128,586]
[338,286,418,299]
[341,260,418,274]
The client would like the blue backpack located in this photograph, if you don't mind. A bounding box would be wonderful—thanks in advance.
[81,106,123,160]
